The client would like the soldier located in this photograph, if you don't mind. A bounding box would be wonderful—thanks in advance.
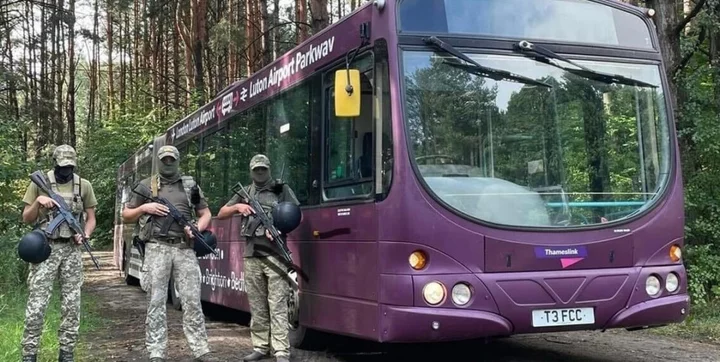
[121,145,219,362]
[20,144,98,362]
[217,154,299,362]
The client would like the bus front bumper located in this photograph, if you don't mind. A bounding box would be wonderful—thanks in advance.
[604,294,689,330]
[379,293,688,343]
[379,305,513,343]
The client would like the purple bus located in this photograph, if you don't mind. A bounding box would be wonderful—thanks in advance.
[113,0,689,347]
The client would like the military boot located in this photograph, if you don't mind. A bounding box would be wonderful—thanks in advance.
[58,350,74,362]
[242,351,268,361]
[21,355,36,362]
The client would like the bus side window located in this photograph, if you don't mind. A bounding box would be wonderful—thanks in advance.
[324,65,375,200]
[198,128,229,212]
[180,139,200,178]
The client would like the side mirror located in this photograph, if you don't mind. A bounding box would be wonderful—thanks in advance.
[334,69,361,117]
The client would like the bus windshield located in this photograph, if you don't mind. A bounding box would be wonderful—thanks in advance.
[402,51,670,228]
[398,0,653,50]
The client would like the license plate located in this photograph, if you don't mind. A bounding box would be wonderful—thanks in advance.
[532,307,595,327]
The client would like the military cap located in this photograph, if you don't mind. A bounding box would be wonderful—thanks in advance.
[53,144,77,167]
[158,145,180,160]
[250,154,270,170]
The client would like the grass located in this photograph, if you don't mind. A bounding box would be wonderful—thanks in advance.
[651,301,720,344]
[0,283,102,362]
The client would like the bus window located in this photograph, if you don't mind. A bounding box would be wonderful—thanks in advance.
[265,83,311,205]
[179,139,200,178]
[199,129,229,211]
[375,49,393,198]
[324,55,375,200]
[227,104,267,187]
[137,161,152,182]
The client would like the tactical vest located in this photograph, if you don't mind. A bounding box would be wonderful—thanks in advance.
[241,180,284,238]
[39,171,83,239]
[133,174,197,242]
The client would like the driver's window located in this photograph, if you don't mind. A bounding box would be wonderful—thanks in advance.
[323,54,374,200]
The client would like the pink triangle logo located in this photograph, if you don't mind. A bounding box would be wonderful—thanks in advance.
[560,258,584,268]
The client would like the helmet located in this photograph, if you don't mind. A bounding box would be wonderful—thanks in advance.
[194,230,218,257]
[272,202,302,234]
[18,230,51,264]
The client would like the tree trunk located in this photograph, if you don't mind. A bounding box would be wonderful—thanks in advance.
[309,0,329,34]
[107,3,115,119]
[296,0,308,43]
[67,0,77,147]
[193,0,208,104]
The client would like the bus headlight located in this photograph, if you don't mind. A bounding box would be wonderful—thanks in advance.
[666,272,679,293]
[422,281,445,305]
[645,275,661,296]
[451,283,472,306]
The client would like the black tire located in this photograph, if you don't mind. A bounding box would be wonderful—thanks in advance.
[287,271,324,350]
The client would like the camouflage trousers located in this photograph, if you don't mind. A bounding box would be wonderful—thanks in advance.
[143,242,210,359]
[21,242,83,356]
[245,255,290,358]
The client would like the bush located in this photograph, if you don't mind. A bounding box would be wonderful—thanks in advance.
[685,244,720,305]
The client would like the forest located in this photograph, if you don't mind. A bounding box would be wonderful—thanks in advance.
[0,0,718,344]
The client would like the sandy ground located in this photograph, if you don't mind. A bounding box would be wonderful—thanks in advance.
[80,252,720,362]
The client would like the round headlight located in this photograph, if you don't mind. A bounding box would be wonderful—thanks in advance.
[645,275,661,296]
[666,272,679,293]
[451,283,472,305]
[422,281,445,305]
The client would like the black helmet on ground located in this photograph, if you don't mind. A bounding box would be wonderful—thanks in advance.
[18,230,51,264]
[194,230,218,257]
[272,202,302,234]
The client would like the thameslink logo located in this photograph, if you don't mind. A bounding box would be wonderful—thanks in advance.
[534,246,588,268]
[544,248,579,256]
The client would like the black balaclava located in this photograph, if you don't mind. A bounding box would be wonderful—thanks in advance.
[251,167,271,188]
[160,157,181,183]
[54,165,74,184]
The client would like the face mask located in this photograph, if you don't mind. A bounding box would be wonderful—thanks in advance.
[54,165,74,183]
[251,168,270,185]
[160,159,180,181]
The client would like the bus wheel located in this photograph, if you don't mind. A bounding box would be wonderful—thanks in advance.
[287,271,322,350]
[169,276,182,311]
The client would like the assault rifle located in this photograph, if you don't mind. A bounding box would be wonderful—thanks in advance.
[230,181,309,282]
[29,170,100,269]
[130,182,219,257]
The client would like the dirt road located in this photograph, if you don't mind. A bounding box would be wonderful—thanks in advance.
[81,252,720,362]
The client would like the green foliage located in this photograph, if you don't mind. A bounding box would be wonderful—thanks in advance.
[0,286,100,361]
[674,12,720,304]
[686,244,720,305]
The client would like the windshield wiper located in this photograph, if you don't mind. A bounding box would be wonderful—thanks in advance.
[423,36,552,88]
[513,40,657,88]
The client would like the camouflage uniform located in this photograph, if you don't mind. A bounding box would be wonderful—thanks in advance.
[126,145,213,361]
[20,145,98,361]
[224,155,299,361]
